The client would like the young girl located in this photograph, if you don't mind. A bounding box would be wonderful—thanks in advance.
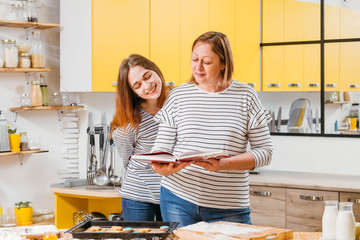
[111,54,168,221]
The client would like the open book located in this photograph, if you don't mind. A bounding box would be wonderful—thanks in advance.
[130,150,228,163]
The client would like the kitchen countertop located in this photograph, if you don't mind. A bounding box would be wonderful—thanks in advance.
[50,185,120,198]
[250,170,360,192]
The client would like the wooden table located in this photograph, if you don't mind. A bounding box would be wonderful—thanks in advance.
[293,232,322,240]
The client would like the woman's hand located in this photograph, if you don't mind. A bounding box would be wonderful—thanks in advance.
[193,158,222,172]
[151,161,192,176]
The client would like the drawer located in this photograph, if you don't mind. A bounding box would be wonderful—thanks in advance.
[249,186,286,228]
[340,192,360,222]
[286,188,338,232]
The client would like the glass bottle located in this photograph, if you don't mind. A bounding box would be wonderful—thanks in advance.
[20,93,31,107]
[322,200,338,240]
[30,31,46,68]
[20,132,29,151]
[336,202,355,240]
[30,80,42,106]
[3,39,18,68]
[40,74,48,106]
[26,0,38,22]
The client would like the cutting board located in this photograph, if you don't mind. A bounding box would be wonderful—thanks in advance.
[174,221,293,240]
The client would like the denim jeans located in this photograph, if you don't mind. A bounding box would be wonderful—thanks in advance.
[122,198,162,221]
[160,186,251,228]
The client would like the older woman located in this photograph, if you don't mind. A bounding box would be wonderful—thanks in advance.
[151,31,273,227]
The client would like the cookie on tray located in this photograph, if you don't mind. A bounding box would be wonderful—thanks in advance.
[120,227,134,233]
[159,225,169,231]
[109,226,123,232]
[136,228,151,233]
[85,226,101,232]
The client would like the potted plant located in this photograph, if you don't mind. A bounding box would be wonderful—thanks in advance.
[14,201,33,225]
[8,127,20,152]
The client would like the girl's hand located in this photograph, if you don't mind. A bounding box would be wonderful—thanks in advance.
[151,161,192,176]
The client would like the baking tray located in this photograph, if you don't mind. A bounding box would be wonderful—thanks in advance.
[65,219,179,240]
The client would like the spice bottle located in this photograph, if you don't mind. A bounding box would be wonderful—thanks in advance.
[20,132,29,151]
[30,80,42,106]
[3,39,18,68]
[26,0,38,22]
[40,74,48,106]
[30,31,45,68]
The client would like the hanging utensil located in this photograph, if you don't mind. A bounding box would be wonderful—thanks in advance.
[277,107,282,132]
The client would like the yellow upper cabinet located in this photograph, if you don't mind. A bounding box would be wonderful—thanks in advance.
[262,0,284,43]
[340,7,360,39]
[92,0,150,92]
[339,42,360,92]
[324,43,339,92]
[180,0,209,85]
[325,5,340,39]
[234,0,261,91]
[303,44,320,91]
[150,0,181,86]
[284,0,304,41]
[262,46,284,92]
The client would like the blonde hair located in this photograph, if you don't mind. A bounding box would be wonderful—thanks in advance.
[188,31,234,87]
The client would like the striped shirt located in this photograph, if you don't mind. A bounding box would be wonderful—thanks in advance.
[152,80,273,209]
[112,109,162,204]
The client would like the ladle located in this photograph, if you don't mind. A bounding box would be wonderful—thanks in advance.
[108,139,121,186]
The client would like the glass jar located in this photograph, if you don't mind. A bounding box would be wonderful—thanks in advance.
[26,0,38,22]
[322,200,338,240]
[61,94,71,106]
[50,92,61,106]
[30,80,42,106]
[336,202,355,240]
[7,3,27,21]
[20,93,31,107]
[20,132,29,151]
[18,52,31,68]
[2,39,18,68]
[30,31,46,68]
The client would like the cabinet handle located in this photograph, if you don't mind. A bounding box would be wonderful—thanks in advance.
[247,83,256,87]
[348,84,359,89]
[267,83,281,87]
[112,82,117,87]
[300,195,323,201]
[326,83,337,88]
[250,191,272,196]
[308,83,320,87]
[347,198,360,204]
[288,83,301,87]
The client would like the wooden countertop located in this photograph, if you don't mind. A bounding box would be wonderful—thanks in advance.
[50,185,120,198]
[250,170,360,193]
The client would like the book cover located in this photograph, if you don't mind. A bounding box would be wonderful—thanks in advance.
[130,150,228,163]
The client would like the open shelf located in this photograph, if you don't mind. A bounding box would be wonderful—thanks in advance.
[10,105,85,112]
[0,68,52,73]
[325,101,356,105]
[0,20,59,29]
[0,149,48,157]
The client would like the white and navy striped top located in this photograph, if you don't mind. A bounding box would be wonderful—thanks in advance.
[112,109,161,204]
[152,80,273,209]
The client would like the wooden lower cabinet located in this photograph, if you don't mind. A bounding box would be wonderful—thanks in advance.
[286,188,338,232]
[340,192,360,222]
[249,186,286,228]
[249,186,343,231]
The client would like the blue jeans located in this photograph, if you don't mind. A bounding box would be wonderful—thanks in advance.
[160,186,251,228]
[122,198,162,221]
